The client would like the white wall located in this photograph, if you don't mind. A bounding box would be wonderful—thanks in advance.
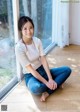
[69,3,80,45]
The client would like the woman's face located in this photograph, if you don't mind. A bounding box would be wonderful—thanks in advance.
[21,21,34,39]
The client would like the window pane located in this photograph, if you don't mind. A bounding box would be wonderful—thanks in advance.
[0,0,16,90]
[19,0,52,49]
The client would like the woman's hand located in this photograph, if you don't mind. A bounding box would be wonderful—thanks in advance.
[46,81,53,90]
[48,79,57,90]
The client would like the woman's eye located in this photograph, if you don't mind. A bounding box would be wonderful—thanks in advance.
[23,27,33,30]
[24,28,27,30]
[30,27,33,29]
[29,25,33,29]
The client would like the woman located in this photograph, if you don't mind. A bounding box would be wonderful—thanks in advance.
[15,16,72,102]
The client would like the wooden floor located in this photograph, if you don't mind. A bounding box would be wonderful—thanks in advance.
[0,45,80,112]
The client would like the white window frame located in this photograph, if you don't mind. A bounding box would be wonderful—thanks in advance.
[12,0,23,81]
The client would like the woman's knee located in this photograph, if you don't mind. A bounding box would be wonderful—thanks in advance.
[64,66,72,76]
[28,83,42,95]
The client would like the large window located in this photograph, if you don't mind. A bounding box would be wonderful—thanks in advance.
[0,0,17,100]
[19,0,52,49]
[0,0,55,101]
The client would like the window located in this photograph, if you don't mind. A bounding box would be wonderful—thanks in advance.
[0,0,18,100]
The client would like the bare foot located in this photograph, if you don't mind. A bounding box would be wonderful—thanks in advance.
[40,92,49,102]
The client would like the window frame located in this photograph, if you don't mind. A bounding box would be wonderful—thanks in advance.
[0,0,19,102]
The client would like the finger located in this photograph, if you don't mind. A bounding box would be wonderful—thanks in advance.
[52,83,57,90]
[55,83,57,89]
[52,85,55,90]
[53,81,57,88]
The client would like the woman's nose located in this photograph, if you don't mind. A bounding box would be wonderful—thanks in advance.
[26,29,30,33]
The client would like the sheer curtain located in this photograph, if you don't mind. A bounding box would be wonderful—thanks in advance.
[60,2,69,48]
[53,1,70,48]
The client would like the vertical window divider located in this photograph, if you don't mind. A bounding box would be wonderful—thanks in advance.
[12,0,22,81]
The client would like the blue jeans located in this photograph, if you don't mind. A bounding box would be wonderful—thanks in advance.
[24,65,71,95]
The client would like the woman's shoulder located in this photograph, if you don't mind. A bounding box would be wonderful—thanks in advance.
[15,39,25,51]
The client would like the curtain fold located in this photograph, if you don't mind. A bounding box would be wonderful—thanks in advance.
[54,1,70,48]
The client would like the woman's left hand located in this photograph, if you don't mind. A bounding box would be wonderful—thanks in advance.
[49,79,57,90]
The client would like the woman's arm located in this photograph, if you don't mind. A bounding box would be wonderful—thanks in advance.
[26,64,53,90]
[40,56,52,80]
[26,64,47,84]
[40,56,57,90]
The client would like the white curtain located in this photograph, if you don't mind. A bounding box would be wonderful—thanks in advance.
[60,2,69,48]
[53,1,69,48]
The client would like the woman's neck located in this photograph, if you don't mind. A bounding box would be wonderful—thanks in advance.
[22,37,33,45]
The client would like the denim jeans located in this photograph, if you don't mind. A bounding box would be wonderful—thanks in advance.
[24,65,71,95]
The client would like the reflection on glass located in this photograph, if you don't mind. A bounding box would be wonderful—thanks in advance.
[0,0,16,90]
[19,0,52,49]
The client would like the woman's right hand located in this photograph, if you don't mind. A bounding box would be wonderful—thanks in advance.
[46,80,57,90]
[46,81,54,90]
